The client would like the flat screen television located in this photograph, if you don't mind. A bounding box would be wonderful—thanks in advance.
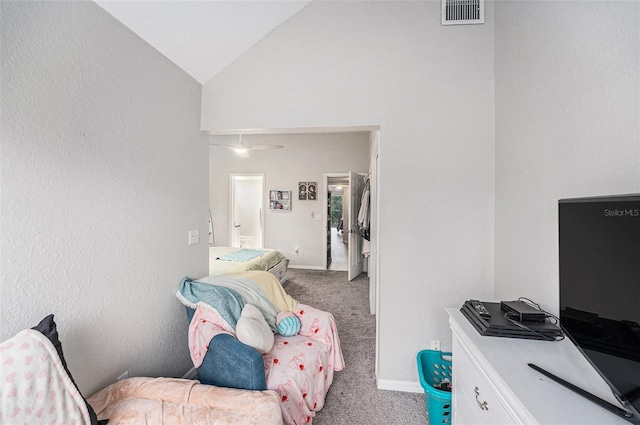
[559,193,640,423]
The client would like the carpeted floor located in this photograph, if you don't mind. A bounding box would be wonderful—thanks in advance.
[284,269,428,425]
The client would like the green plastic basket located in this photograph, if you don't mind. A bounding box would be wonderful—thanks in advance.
[417,349,453,424]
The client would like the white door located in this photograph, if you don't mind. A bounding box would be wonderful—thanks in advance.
[348,171,365,281]
[229,173,265,248]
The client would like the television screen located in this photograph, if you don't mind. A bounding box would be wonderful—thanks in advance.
[559,194,640,422]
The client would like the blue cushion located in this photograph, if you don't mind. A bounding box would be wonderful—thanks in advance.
[185,307,266,390]
[276,315,301,336]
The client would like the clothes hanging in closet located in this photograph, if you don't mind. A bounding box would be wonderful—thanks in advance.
[357,176,370,242]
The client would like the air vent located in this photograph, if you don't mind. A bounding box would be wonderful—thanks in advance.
[441,0,484,25]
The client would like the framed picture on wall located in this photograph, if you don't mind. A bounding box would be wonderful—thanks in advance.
[269,190,292,211]
[298,182,307,200]
[308,182,317,200]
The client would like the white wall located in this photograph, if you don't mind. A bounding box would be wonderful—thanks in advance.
[494,1,640,312]
[210,132,370,267]
[203,1,496,386]
[1,1,208,396]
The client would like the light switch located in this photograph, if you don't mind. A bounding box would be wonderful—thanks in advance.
[189,230,199,245]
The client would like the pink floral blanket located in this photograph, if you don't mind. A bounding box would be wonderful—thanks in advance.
[264,303,345,425]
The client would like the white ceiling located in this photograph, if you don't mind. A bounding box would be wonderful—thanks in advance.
[95,0,311,84]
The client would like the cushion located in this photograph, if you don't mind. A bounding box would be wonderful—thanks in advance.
[185,308,266,390]
[276,311,301,336]
[236,304,274,355]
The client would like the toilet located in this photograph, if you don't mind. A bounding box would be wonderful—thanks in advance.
[239,235,255,248]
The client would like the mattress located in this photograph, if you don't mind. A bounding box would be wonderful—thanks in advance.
[209,246,289,282]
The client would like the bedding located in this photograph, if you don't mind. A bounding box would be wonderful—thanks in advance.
[1,328,93,425]
[177,272,344,425]
[88,377,283,424]
[209,246,289,280]
[1,316,284,425]
[179,274,282,330]
[217,248,268,262]
[265,304,344,425]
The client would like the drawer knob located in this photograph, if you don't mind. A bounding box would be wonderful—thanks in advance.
[474,386,489,411]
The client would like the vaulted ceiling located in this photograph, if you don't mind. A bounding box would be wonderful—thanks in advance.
[95,1,311,84]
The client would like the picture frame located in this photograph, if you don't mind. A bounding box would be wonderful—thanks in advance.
[308,182,317,200]
[298,182,317,200]
[269,190,292,211]
[298,182,307,200]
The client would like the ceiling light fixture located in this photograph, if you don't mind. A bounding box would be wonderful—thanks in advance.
[210,134,283,156]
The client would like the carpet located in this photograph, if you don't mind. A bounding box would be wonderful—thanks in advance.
[284,269,429,425]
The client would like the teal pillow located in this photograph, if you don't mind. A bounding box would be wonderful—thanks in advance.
[276,312,301,336]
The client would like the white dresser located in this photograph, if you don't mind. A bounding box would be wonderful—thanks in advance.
[447,308,630,425]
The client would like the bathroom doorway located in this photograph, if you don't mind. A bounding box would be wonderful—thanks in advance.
[229,173,264,248]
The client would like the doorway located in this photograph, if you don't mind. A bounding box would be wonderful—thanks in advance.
[229,173,265,248]
[324,172,366,281]
[212,127,380,379]
[327,175,349,271]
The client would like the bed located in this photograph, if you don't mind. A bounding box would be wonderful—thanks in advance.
[209,246,289,283]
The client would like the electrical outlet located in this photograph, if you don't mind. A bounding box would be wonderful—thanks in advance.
[430,340,441,351]
[117,371,129,382]
[188,230,199,245]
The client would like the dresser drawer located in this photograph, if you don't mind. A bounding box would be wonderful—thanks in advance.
[453,338,514,425]
[268,260,287,282]
[453,381,482,425]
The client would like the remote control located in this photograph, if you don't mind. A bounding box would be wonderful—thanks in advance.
[470,300,491,320]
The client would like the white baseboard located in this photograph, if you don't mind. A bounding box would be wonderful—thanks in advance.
[377,379,424,394]
[287,265,325,270]
[182,367,197,380]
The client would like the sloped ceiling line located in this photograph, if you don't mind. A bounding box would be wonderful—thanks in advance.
[95,0,312,84]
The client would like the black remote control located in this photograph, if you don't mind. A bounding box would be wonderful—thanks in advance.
[470,300,491,320]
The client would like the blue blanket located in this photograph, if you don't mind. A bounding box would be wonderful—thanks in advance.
[195,274,280,331]
[217,249,268,262]
[177,277,245,330]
